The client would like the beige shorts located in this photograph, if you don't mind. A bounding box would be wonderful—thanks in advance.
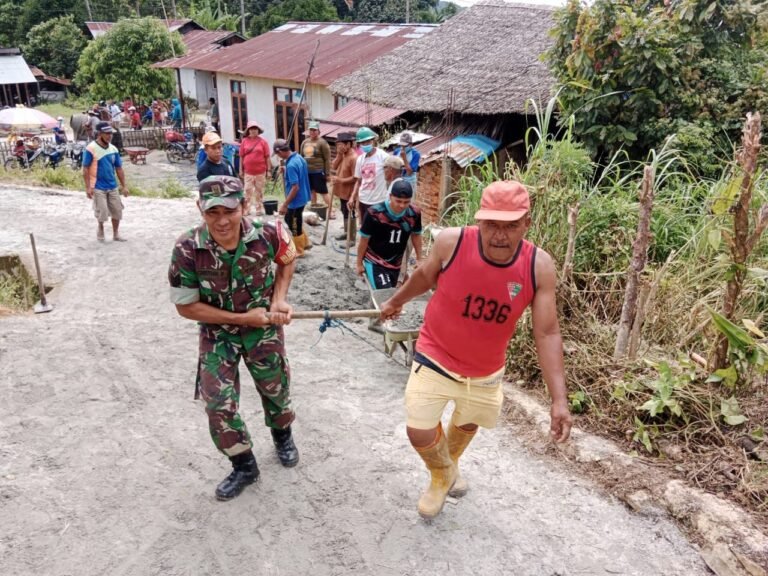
[93,189,123,222]
[404,356,505,430]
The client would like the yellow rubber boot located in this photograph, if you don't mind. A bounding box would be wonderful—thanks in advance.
[302,232,313,251]
[293,233,305,257]
[414,424,457,519]
[446,423,477,498]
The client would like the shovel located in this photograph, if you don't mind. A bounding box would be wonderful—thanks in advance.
[29,233,53,314]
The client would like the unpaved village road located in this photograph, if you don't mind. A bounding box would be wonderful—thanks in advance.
[0,186,710,576]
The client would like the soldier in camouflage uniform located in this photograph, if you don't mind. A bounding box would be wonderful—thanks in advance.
[169,175,300,501]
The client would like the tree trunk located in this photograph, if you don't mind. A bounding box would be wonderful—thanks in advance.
[710,112,766,370]
[614,165,655,360]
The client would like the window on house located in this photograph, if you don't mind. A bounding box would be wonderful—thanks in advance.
[230,80,247,137]
[334,95,349,111]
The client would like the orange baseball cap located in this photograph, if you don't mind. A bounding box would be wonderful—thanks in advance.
[202,131,223,146]
[474,181,530,221]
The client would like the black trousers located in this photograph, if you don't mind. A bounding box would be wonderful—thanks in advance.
[285,205,304,237]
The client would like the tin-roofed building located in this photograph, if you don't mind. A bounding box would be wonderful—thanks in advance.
[155,22,437,147]
[0,48,38,107]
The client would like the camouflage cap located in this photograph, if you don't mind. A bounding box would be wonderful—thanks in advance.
[198,175,244,211]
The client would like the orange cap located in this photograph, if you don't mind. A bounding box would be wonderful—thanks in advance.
[202,131,222,146]
[474,181,530,221]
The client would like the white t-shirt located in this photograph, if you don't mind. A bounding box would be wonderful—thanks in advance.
[354,148,389,205]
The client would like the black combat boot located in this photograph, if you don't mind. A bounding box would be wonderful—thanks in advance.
[271,427,299,467]
[215,451,259,501]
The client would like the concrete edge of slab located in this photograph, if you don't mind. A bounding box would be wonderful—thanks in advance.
[503,382,768,576]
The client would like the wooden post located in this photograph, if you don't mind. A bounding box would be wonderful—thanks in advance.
[614,165,655,360]
[176,68,186,131]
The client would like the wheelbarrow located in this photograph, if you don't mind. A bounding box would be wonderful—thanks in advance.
[369,286,430,366]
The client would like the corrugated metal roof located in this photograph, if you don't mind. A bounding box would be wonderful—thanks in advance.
[316,121,348,139]
[326,100,404,126]
[154,22,437,86]
[29,66,71,86]
[179,29,242,53]
[0,54,37,85]
[421,135,500,168]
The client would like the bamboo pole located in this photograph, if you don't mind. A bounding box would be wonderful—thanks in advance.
[280,309,380,320]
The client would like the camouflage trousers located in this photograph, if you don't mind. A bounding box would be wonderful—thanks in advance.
[197,324,294,457]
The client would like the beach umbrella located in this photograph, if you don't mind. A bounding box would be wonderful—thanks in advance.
[0,106,58,132]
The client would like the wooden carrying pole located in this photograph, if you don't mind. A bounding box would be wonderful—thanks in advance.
[286,309,380,320]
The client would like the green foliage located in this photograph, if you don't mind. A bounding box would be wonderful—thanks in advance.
[129,178,192,199]
[23,15,87,80]
[186,0,243,31]
[18,0,86,46]
[0,1,23,47]
[568,389,590,413]
[638,361,687,420]
[0,275,37,311]
[548,0,768,165]
[707,309,768,382]
[250,0,338,35]
[354,0,437,22]
[75,17,185,102]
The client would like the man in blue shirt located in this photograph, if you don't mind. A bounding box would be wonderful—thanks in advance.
[274,139,311,256]
[82,121,128,242]
[392,131,421,193]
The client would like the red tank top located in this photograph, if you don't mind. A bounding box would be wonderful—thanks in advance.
[417,226,537,377]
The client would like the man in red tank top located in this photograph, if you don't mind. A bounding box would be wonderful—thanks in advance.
[380,180,572,519]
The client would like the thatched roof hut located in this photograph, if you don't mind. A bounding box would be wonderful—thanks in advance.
[329,1,557,117]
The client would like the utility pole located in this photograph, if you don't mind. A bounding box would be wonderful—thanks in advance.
[170,0,177,19]
[84,0,93,20]
[405,0,410,24]
[240,0,246,36]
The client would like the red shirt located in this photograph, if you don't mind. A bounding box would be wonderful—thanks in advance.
[130,111,141,129]
[241,136,270,175]
[416,226,537,377]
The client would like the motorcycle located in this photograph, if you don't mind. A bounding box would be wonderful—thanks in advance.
[68,140,87,170]
[165,129,197,163]
[41,142,67,168]
[4,137,46,170]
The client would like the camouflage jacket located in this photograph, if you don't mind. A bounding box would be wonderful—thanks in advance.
[168,218,296,334]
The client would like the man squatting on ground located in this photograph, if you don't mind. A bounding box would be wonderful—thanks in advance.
[356,179,423,290]
[82,121,128,242]
[168,175,300,501]
[380,181,573,519]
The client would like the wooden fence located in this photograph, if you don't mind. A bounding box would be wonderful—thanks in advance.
[0,126,206,164]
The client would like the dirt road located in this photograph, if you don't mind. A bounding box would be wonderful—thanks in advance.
[0,186,709,575]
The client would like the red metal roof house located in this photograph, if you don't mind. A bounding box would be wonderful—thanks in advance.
[155,22,436,147]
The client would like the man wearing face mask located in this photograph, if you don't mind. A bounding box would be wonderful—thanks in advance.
[349,126,390,224]
[391,131,420,193]
[356,178,423,289]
